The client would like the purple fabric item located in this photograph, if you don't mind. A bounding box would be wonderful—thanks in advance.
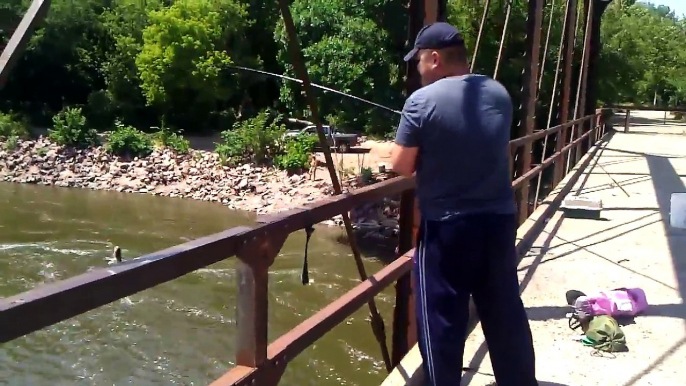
[583,288,648,316]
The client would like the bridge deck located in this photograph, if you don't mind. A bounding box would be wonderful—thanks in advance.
[384,116,686,386]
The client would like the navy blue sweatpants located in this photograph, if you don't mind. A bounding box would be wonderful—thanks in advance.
[414,213,537,386]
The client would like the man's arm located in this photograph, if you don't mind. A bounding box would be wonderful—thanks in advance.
[391,95,423,177]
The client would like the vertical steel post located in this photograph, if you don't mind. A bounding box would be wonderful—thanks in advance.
[574,0,594,163]
[515,0,545,225]
[552,0,578,186]
[391,0,423,367]
[235,235,287,372]
[392,0,447,368]
[391,189,415,367]
[583,0,615,133]
[624,109,631,132]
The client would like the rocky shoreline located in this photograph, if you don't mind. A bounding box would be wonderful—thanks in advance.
[0,137,399,230]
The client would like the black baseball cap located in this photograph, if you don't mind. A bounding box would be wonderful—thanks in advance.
[403,22,465,62]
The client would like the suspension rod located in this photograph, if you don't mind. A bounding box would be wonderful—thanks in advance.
[276,0,393,372]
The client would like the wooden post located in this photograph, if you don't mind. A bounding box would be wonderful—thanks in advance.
[624,109,630,133]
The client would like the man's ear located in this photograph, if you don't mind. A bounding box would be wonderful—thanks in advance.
[431,50,440,66]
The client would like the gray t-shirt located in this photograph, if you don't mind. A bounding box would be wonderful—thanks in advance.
[395,74,516,221]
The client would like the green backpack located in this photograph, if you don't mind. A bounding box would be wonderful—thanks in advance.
[583,315,627,352]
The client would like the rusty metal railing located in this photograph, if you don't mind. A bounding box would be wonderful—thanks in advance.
[0,110,609,386]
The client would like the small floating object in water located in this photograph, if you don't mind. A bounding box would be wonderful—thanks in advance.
[113,246,122,263]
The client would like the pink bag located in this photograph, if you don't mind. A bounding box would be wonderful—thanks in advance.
[574,287,648,317]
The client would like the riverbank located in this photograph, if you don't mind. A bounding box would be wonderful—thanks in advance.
[0,137,400,229]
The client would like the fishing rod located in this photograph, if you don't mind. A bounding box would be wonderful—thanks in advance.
[227,65,402,116]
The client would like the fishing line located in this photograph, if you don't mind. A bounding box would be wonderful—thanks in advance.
[227,65,402,116]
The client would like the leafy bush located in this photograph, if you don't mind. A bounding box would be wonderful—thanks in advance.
[106,122,153,158]
[360,166,374,184]
[215,110,287,166]
[84,90,116,131]
[36,146,49,157]
[275,134,318,173]
[0,112,29,139]
[49,107,99,147]
[152,126,190,154]
[215,129,246,166]
[3,136,19,151]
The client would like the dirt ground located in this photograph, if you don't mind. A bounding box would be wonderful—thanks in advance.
[310,140,395,182]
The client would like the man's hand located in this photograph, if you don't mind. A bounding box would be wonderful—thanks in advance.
[391,143,418,177]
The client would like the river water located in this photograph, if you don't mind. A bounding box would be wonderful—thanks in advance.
[0,183,397,386]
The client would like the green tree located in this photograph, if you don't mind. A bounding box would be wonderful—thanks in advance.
[135,0,251,131]
[599,2,686,106]
[100,0,164,129]
[275,0,404,137]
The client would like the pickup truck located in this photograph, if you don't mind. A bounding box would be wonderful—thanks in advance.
[284,125,359,153]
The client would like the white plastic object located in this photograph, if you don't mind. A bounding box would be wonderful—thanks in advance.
[561,195,603,211]
[671,193,686,229]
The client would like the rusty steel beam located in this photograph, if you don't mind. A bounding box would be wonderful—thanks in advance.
[0,176,414,343]
[565,0,591,172]
[393,0,444,368]
[391,0,420,365]
[574,0,594,164]
[0,0,51,90]
[515,0,545,225]
[552,0,578,187]
[391,191,414,367]
[391,0,448,368]
[392,0,424,366]
[235,233,288,370]
[583,0,615,130]
[211,254,414,386]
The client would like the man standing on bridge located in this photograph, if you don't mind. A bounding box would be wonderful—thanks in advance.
[391,22,538,386]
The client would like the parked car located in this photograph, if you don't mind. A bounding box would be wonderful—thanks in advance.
[284,125,359,153]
